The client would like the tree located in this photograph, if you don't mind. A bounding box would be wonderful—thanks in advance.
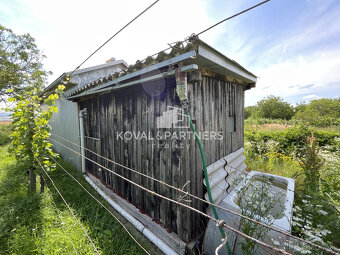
[245,106,257,119]
[0,24,49,103]
[294,102,307,114]
[256,95,294,120]
[293,98,340,126]
[9,85,65,192]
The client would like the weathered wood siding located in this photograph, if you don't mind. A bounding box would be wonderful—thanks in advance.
[79,74,245,242]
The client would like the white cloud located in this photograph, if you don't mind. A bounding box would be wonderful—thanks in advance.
[1,0,340,108]
[244,47,340,106]
[302,94,323,100]
[0,0,220,84]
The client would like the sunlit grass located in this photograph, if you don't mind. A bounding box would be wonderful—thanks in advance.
[0,145,157,255]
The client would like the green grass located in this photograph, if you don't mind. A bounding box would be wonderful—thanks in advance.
[0,123,12,145]
[0,145,158,254]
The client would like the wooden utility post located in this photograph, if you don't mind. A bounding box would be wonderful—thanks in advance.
[40,174,45,193]
[29,167,36,193]
[28,104,36,193]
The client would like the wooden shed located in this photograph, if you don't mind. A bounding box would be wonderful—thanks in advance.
[64,37,256,252]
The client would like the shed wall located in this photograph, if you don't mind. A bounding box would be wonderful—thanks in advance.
[50,97,81,169]
[79,74,245,242]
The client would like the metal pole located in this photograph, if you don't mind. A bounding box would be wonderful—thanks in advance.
[79,108,87,174]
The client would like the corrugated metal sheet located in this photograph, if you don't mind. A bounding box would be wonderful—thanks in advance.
[203,148,246,205]
[65,38,257,99]
[49,97,81,169]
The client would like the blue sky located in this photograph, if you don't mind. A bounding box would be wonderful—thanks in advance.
[1,0,339,106]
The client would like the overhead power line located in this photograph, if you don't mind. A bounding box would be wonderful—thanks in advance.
[132,0,272,67]
[69,0,160,76]
[196,0,271,36]
[49,133,340,255]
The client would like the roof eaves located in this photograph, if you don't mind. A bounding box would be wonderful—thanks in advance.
[65,47,197,99]
[65,38,257,99]
[196,40,257,83]
[40,73,67,95]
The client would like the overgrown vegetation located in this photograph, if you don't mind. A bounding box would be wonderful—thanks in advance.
[0,144,156,255]
[235,175,284,254]
[245,96,340,127]
[244,122,340,252]
[293,98,340,127]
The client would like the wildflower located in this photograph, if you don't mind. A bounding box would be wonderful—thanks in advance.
[317,210,328,216]
[271,239,280,246]
[294,205,302,211]
[294,245,303,252]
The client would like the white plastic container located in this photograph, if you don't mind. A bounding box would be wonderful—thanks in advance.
[203,171,295,255]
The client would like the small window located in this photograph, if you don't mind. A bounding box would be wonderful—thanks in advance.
[227,116,236,132]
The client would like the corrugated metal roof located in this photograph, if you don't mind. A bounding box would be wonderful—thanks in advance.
[65,37,256,99]
[42,59,128,96]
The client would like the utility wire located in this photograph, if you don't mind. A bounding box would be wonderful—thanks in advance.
[124,0,272,68]
[66,0,271,97]
[49,156,151,255]
[44,179,79,255]
[47,137,291,255]
[33,153,100,255]
[196,0,271,36]
[49,133,340,255]
[69,0,160,76]
[47,138,291,255]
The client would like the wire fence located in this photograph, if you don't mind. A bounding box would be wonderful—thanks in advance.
[47,136,292,254]
[49,132,340,255]
[32,152,100,255]
[43,179,79,255]
[49,155,151,255]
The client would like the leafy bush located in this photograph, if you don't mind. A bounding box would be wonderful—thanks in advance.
[294,98,340,127]
[245,96,294,120]
[245,125,339,158]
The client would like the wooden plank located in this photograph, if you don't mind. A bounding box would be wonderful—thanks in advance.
[127,89,133,202]
[147,92,155,217]
[138,86,145,210]
[153,82,161,222]
[119,91,125,197]
[113,92,120,192]
[159,80,168,229]
[166,81,174,233]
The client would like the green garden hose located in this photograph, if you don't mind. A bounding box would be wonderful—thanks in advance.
[186,109,232,254]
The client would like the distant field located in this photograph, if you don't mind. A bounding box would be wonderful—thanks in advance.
[245,123,293,132]
[0,121,11,125]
